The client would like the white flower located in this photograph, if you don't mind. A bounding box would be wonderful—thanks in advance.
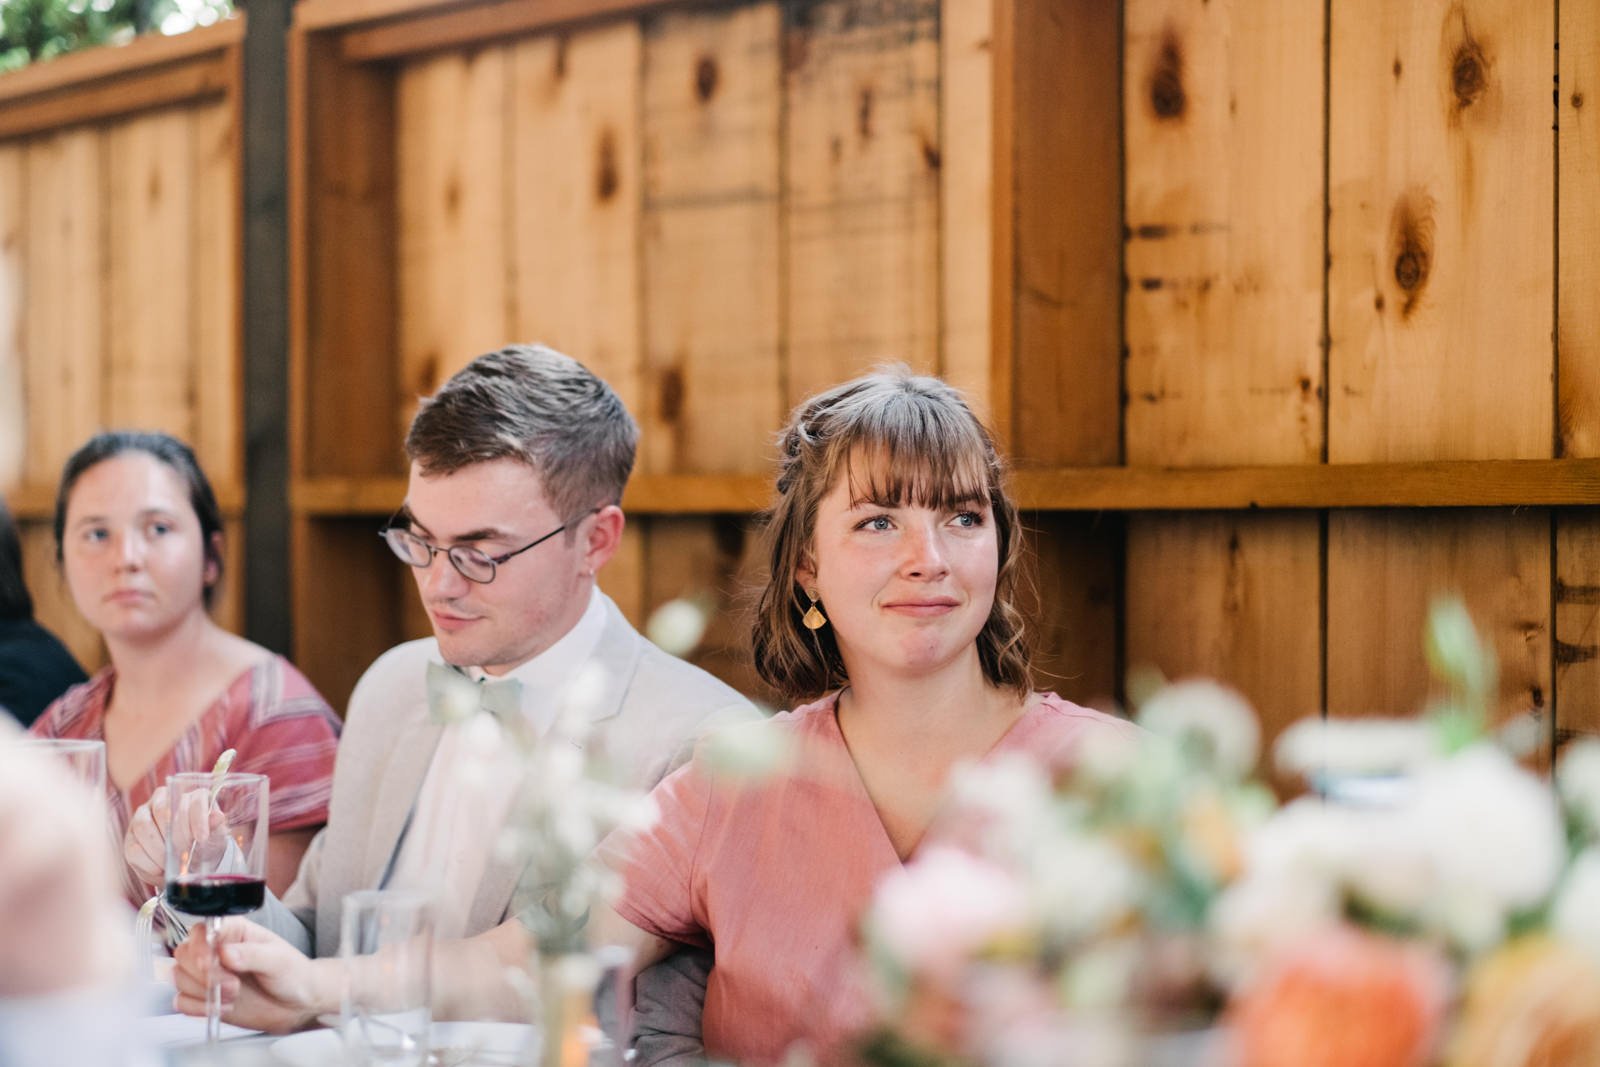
[1137,680,1259,777]
[698,721,794,784]
[645,598,710,658]
[431,669,482,725]
[867,846,1029,983]
[1552,849,1600,970]
[1559,739,1600,838]
[1024,831,1140,942]
[1072,726,1143,787]
[1208,870,1341,988]
[944,754,1055,857]
[1274,716,1439,783]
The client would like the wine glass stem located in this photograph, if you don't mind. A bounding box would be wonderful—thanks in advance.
[206,916,223,1043]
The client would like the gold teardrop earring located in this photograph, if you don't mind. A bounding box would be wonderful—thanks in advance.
[802,592,828,631]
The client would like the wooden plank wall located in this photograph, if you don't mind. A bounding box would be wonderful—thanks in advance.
[0,96,242,672]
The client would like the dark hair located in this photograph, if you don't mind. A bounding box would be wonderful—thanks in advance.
[0,498,33,622]
[53,432,225,609]
[750,367,1033,702]
[404,344,639,525]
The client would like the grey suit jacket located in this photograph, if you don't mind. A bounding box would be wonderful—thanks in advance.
[255,593,754,957]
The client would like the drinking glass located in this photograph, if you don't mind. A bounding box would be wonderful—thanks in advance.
[340,890,433,1066]
[16,737,106,793]
[163,771,268,1044]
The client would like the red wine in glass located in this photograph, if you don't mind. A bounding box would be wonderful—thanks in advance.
[167,874,266,917]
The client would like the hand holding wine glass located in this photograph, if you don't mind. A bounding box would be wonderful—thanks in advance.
[163,770,267,1043]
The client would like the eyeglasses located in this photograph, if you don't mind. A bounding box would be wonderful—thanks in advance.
[378,507,601,585]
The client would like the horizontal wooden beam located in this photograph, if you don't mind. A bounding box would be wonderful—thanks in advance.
[0,20,243,140]
[295,0,688,56]
[291,460,1600,517]
[7,483,246,521]
[1010,459,1600,510]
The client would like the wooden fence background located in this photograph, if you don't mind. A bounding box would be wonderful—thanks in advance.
[0,23,245,671]
[3,0,1598,776]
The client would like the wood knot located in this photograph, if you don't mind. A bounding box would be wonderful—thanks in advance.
[553,35,568,80]
[857,84,875,139]
[595,128,619,202]
[920,135,941,171]
[1389,189,1436,318]
[1574,92,1585,109]
[1149,31,1185,120]
[694,55,719,102]
[658,365,685,423]
[1393,57,1402,79]
[1452,39,1488,110]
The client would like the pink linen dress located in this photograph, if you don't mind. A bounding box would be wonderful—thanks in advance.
[602,690,1134,1065]
[29,655,341,906]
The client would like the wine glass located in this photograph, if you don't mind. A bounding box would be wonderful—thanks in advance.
[163,770,268,1044]
[15,738,106,793]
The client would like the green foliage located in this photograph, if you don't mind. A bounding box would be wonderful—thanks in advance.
[0,0,230,72]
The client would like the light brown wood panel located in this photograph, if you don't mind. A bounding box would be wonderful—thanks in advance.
[642,514,767,704]
[601,518,647,627]
[394,45,511,441]
[106,108,193,438]
[1329,0,1553,462]
[782,0,941,405]
[1025,511,1120,712]
[1125,512,1322,769]
[0,143,23,493]
[190,98,242,486]
[212,516,246,637]
[291,32,399,479]
[20,521,102,672]
[508,23,643,414]
[1011,0,1121,465]
[1328,510,1551,769]
[1124,0,1324,467]
[938,0,993,420]
[23,128,103,487]
[1556,510,1600,745]
[640,2,782,476]
[1560,0,1600,459]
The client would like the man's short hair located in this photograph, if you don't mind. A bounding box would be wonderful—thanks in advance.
[404,344,639,521]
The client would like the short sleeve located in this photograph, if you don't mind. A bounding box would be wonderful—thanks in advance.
[597,757,715,950]
[228,660,341,834]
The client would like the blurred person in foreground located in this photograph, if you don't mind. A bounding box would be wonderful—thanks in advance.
[0,718,156,1067]
[596,368,1137,1064]
[33,431,340,905]
[159,345,754,1031]
[0,496,86,727]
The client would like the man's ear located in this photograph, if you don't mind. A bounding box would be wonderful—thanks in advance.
[581,505,625,577]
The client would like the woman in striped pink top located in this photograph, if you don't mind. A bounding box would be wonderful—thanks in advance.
[597,370,1134,1064]
[29,432,339,907]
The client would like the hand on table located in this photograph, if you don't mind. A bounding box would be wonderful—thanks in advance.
[172,919,336,1033]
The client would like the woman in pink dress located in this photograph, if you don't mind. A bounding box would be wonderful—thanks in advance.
[30,432,339,906]
[598,369,1134,1064]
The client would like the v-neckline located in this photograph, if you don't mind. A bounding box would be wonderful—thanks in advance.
[823,689,1041,866]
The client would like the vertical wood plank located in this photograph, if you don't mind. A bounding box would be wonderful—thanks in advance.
[601,518,647,628]
[509,23,643,414]
[1328,0,1553,461]
[0,143,23,492]
[939,0,993,420]
[190,98,243,489]
[1327,510,1551,770]
[1559,0,1600,458]
[395,45,511,440]
[782,0,941,405]
[212,517,246,637]
[640,3,782,475]
[106,109,194,439]
[1011,0,1121,465]
[1124,0,1325,467]
[1026,511,1120,711]
[20,522,102,673]
[291,516,405,714]
[292,32,398,480]
[1125,512,1322,771]
[1556,510,1600,747]
[23,129,103,486]
[643,514,767,704]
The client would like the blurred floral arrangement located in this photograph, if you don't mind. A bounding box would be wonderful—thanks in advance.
[856,598,1600,1067]
[0,0,231,72]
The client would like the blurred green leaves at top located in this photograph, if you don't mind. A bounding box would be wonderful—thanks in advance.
[1,0,232,73]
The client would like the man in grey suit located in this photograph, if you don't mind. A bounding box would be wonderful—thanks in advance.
[149,345,743,1039]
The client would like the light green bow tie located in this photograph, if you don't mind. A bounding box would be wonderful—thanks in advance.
[426,661,524,725]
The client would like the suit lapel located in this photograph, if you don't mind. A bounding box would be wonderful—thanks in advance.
[366,715,445,889]
[461,595,643,930]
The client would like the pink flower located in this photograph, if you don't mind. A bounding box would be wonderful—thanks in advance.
[867,846,1029,985]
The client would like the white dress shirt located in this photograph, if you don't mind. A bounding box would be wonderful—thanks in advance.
[387,588,607,940]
